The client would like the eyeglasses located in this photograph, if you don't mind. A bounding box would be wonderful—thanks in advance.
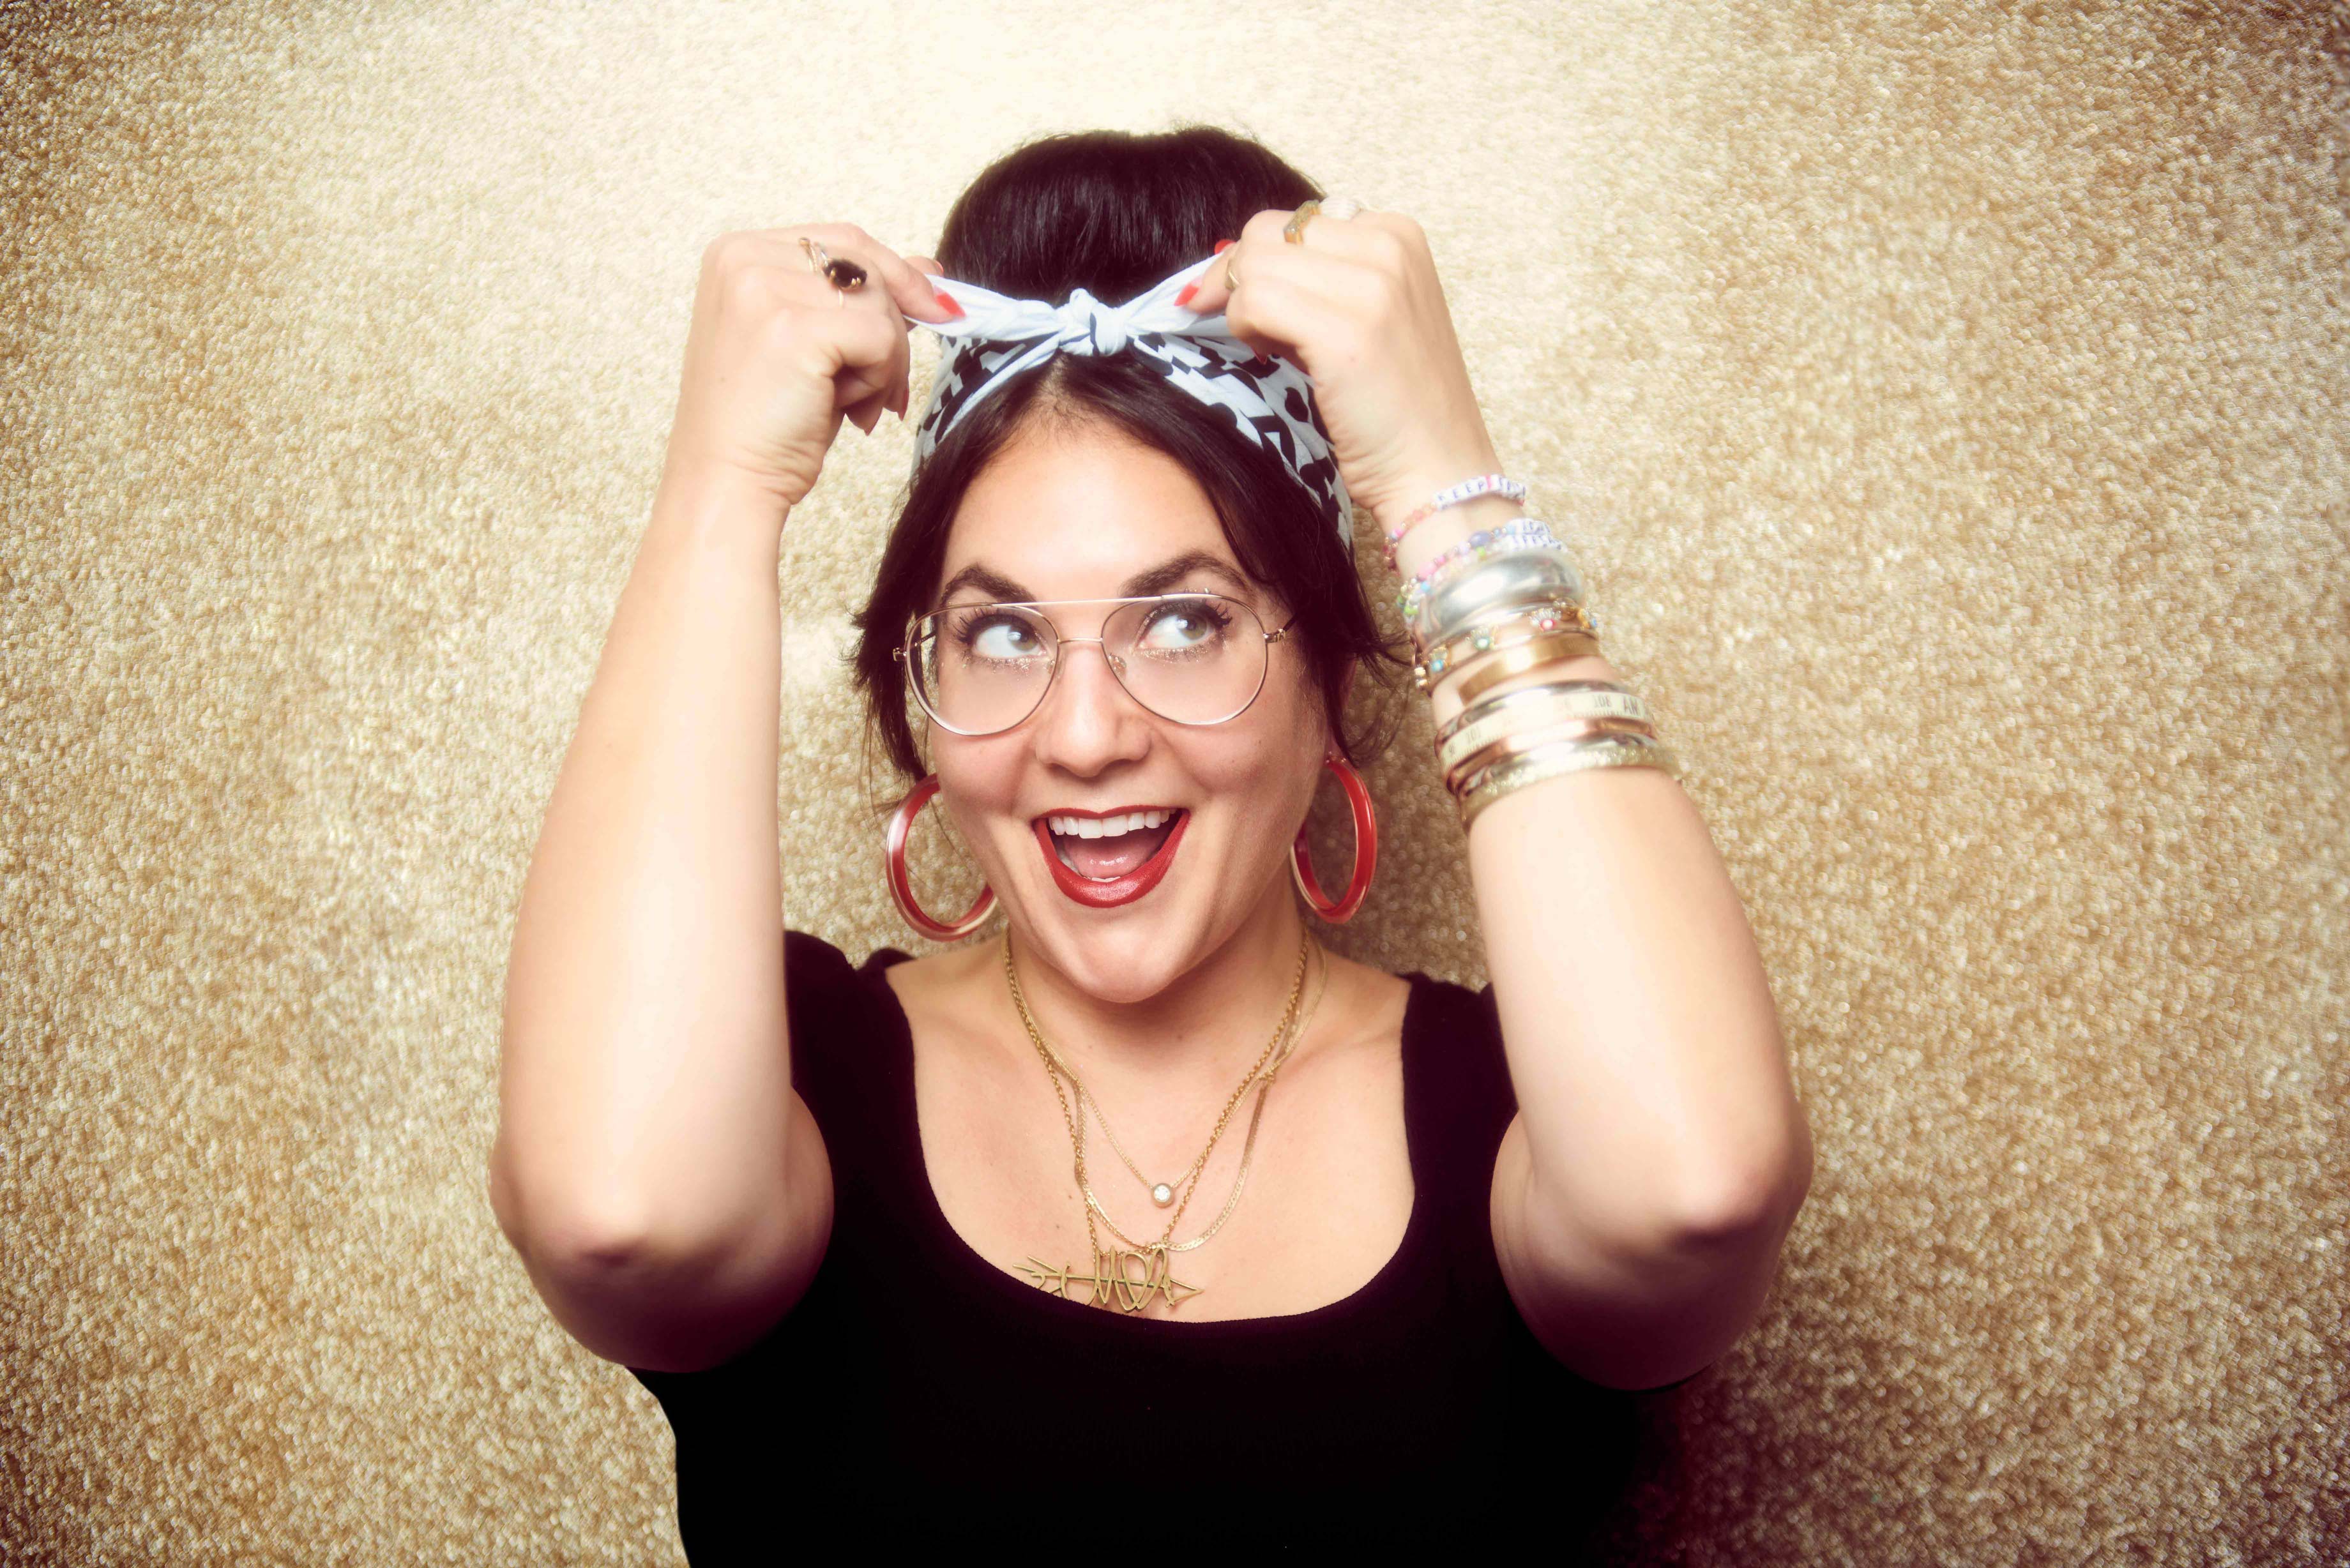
[891,592,1296,736]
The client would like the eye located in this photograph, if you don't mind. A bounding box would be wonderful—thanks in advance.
[1138,597,1234,655]
[951,611,1047,662]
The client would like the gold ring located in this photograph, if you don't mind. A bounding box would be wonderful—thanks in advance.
[1224,257,1239,290]
[1283,199,1323,244]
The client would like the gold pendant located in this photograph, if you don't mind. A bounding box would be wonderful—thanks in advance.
[1015,1245,1201,1313]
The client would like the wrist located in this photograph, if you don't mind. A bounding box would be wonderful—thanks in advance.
[652,458,792,552]
[1386,493,1529,582]
[1371,455,1524,581]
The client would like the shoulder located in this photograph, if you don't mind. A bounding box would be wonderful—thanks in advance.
[1391,962,1515,1138]
[784,927,913,1000]
[781,928,916,1090]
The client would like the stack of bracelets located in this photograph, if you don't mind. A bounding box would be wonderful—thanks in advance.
[1384,474,1685,833]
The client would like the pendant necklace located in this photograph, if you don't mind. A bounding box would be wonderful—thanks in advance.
[1076,939,1326,1216]
[1005,924,1310,1314]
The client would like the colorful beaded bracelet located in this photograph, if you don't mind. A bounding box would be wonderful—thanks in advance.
[1380,474,1529,571]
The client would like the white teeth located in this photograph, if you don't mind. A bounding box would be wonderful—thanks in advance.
[1047,809,1174,839]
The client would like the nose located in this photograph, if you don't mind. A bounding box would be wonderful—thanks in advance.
[1027,633,1151,776]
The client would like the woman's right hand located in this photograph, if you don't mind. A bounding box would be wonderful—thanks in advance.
[661,223,953,514]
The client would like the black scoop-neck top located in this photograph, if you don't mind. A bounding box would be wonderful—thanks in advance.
[628,930,1674,1555]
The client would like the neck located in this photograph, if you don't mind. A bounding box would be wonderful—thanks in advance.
[1001,877,1317,1096]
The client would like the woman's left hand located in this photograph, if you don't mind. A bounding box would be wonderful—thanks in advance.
[1175,205,1504,533]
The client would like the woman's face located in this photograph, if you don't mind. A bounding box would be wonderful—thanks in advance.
[924,418,1331,1003]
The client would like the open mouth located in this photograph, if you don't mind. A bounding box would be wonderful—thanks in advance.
[1030,808,1192,909]
[1044,810,1183,881]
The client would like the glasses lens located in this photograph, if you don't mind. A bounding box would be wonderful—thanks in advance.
[907,594,1271,734]
[1105,594,1269,725]
[910,603,1058,735]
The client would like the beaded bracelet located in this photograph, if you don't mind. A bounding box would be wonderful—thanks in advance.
[1404,515,1565,592]
[1380,474,1529,571]
[1393,521,1568,625]
[1459,734,1683,832]
[1413,600,1600,692]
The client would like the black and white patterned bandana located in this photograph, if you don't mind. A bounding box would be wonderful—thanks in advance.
[905,249,1354,552]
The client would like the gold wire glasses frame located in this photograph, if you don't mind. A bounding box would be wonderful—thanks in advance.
[883,592,1297,738]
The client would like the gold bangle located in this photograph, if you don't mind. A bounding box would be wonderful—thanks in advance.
[1436,692,1653,781]
[1444,715,1656,797]
[1459,734,1683,831]
[1442,631,1603,710]
[1434,677,1646,751]
[1459,725,1679,798]
[1411,602,1596,692]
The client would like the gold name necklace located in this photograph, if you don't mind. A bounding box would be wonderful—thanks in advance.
[1005,925,1309,1314]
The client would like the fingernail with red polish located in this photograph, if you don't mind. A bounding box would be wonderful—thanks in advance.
[1174,281,1197,308]
[934,290,964,319]
[1213,239,1234,254]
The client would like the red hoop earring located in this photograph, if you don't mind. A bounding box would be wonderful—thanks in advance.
[884,774,996,941]
[1291,751,1377,924]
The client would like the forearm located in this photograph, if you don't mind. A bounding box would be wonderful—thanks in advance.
[492,466,796,1263]
[1392,475,1813,1253]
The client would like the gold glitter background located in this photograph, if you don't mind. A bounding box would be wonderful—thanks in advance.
[3,1,2344,1560]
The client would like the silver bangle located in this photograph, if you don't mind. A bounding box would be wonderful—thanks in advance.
[1413,547,1588,651]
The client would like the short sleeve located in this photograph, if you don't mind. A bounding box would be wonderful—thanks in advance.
[783,927,861,1024]
[627,930,881,1410]
[781,927,886,1107]
[1401,971,1520,1158]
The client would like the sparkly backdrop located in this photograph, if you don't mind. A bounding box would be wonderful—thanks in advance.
[3,2,2344,1561]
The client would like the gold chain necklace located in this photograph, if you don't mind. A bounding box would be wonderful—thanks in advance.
[1078,940,1327,1214]
[1074,941,1325,1249]
[1006,924,1309,1313]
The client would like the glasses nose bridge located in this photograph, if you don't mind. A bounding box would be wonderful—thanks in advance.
[1037,619,1133,712]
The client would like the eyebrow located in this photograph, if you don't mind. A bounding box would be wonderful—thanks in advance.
[935,549,1257,607]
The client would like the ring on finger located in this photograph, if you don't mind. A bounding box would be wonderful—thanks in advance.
[800,236,868,303]
[1284,195,1366,247]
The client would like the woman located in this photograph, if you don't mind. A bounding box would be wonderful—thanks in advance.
[492,127,1813,1549]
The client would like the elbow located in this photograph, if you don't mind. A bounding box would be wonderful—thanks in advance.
[488,1138,656,1272]
[1672,1121,1815,1248]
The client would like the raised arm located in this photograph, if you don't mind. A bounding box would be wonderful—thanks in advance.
[1178,207,1816,1390]
[489,227,944,1372]
[1407,475,1814,1393]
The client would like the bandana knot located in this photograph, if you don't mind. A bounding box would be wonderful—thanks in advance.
[1056,287,1131,355]
[904,249,1354,550]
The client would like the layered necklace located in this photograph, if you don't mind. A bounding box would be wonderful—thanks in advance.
[1006,925,1319,1314]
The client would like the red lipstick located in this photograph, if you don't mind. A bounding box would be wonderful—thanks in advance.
[1035,810,1189,909]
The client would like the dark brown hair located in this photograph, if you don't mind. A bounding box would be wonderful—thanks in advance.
[845,125,1414,811]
